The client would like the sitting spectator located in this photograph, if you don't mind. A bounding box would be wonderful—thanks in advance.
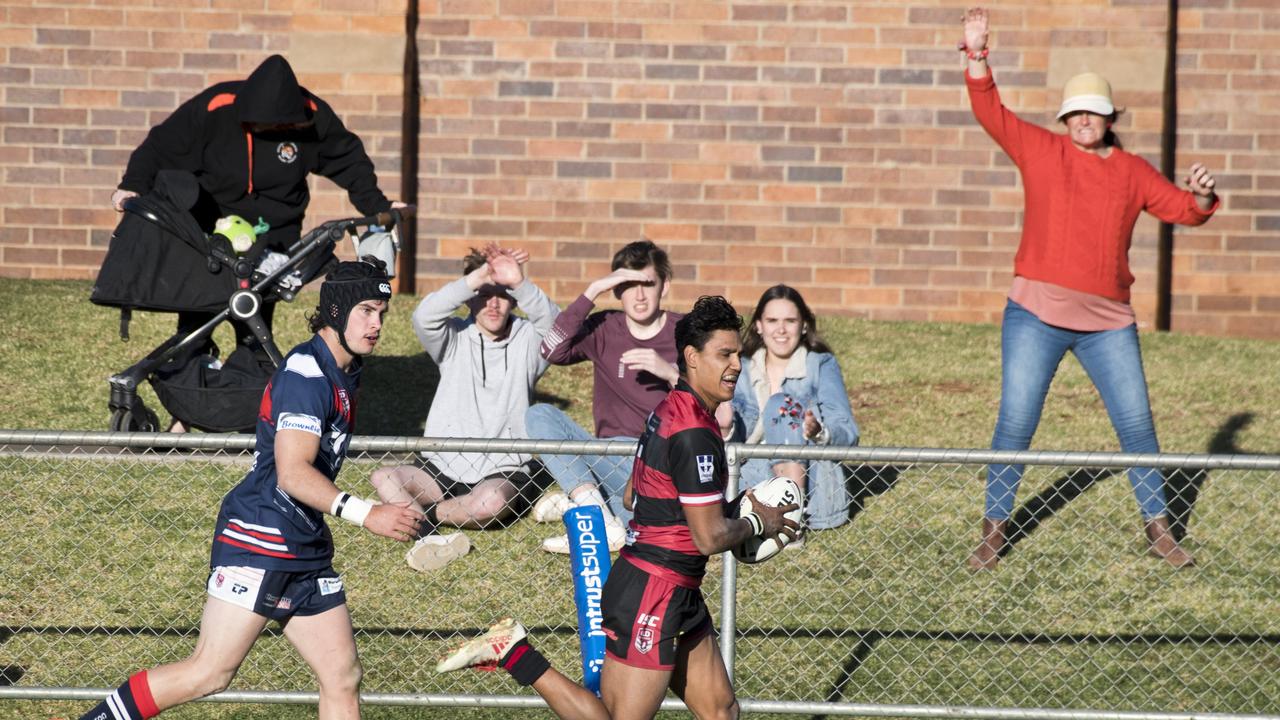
[526,240,682,554]
[718,285,859,540]
[370,244,559,572]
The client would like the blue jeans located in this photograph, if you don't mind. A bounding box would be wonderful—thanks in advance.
[524,404,635,524]
[985,300,1167,522]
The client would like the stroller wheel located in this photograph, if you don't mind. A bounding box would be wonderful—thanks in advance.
[109,406,160,433]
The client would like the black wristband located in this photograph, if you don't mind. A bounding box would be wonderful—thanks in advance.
[332,492,351,518]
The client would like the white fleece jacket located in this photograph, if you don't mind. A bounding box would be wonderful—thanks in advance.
[412,275,559,484]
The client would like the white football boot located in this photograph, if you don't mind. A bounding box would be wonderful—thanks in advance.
[530,491,572,523]
[436,617,527,672]
[540,515,627,555]
[405,532,471,572]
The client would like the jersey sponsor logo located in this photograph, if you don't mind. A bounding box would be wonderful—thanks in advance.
[696,454,715,484]
[208,565,265,611]
[276,141,299,164]
[318,576,343,596]
[278,412,322,436]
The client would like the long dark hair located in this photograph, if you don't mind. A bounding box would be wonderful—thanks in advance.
[741,284,831,358]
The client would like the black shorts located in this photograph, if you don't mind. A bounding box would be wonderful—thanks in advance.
[414,457,547,515]
[601,553,713,670]
[206,565,346,621]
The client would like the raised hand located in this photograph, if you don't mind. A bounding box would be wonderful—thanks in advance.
[1185,163,1217,197]
[585,268,654,302]
[962,7,989,52]
[484,242,526,287]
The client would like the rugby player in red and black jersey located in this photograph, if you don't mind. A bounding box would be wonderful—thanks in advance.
[78,260,423,720]
[437,296,798,720]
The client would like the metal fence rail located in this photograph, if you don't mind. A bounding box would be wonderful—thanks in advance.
[2,430,1278,720]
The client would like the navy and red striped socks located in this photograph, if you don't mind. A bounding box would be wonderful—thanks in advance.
[78,670,159,720]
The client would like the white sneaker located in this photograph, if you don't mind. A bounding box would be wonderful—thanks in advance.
[530,491,572,523]
[405,532,471,572]
[436,617,527,673]
[540,515,627,555]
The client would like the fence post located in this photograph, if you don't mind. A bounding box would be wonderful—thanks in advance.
[721,442,741,680]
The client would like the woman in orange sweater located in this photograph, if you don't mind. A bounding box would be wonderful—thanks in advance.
[960,7,1218,571]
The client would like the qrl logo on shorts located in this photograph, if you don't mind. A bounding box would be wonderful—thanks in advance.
[634,627,654,654]
[634,612,659,654]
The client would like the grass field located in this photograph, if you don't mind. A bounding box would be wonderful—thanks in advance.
[2,278,1280,719]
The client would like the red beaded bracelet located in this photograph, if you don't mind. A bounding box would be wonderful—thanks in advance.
[957,43,989,61]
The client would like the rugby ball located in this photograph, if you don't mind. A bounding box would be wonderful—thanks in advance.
[731,476,804,564]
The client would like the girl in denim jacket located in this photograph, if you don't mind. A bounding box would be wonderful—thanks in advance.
[719,285,859,534]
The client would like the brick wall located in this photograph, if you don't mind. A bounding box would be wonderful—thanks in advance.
[0,0,405,279]
[415,0,1280,336]
[3,1,1277,337]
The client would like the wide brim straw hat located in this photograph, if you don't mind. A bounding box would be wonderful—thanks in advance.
[1055,72,1115,120]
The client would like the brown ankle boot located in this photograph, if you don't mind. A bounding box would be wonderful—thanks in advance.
[967,519,1007,571]
[1145,516,1195,569]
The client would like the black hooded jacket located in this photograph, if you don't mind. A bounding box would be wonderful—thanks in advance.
[118,55,390,249]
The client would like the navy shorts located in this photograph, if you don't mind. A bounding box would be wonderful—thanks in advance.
[601,553,713,670]
[207,565,346,621]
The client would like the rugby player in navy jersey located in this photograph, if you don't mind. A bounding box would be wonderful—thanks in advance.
[437,296,798,720]
[78,259,423,720]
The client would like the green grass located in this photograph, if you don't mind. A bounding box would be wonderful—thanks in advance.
[2,278,1280,719]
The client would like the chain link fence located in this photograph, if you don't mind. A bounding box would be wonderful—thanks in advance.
[1,431,1277,719]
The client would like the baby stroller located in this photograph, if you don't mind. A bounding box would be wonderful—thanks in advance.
[91,169,408,433]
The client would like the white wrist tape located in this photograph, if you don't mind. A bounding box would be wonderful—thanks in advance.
[743,511,764,537]
[330,492,373,528]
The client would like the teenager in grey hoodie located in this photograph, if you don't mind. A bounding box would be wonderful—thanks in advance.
[370,244,559,571]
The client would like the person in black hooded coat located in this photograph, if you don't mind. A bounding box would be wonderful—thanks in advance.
[111,54,398,251]
[109,55,402,430]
